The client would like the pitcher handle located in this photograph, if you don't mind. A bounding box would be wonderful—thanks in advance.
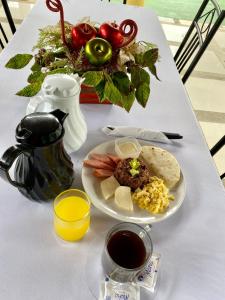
[26,96,52,115]
[0,145,31,188]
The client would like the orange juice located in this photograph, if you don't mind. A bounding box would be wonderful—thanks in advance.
[54,195,90,241]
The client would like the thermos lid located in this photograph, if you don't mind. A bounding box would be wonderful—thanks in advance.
[16,110,67,146]
[42,74,82,98]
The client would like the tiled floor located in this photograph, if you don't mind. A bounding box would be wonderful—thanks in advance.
[0,0,224,180]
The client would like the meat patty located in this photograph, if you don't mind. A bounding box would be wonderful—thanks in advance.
[114,158,150,190]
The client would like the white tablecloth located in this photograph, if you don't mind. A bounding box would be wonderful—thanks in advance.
[0,0,225,299]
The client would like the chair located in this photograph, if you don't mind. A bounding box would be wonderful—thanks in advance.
[0,0,16,49]
[0,23,7,48]
[174,0,225,83]
[210,135,225,180]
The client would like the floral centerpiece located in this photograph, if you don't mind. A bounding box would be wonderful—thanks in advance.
[5,0,159,112]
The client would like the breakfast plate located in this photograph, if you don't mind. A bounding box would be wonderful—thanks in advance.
[81,140,186,224]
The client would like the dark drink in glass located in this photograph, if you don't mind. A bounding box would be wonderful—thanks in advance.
[102,223,153,282]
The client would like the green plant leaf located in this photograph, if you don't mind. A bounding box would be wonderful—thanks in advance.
[47,67,72,75]
[121,91,135,112]
[104,81,122,105]
[28,67,72,85]
[41,52,55,67]
[32,22,73,51]
[53,49,66,58]
[73,48,84,70]
[16,82,42,97]
[143,48,159,65]
[28,71,46,84]
[135,82,150,108]
[148,64,160,81]
[112,71,131,96]
[82,71,104,87]
[31,62,42,72]
[5,54,33,69]
[134,53,144,65]
[131,66,150,88]
[95,80,106,102]
[49,59,67,70]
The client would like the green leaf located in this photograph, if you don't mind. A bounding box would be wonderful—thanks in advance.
[27,67,72,88]
[134,53,144,65]
[135,82,150,108]
[121,92,135,112]
[95,80,106,102]
[16,82,42,97]
[31,62,42,72]
[148,64,160,81]
[47,67,72,75]
[5,54,33,69]
[112,71,131,96]
[131,66,150,88]
[53,49,66,58]
[104,81,122,105]
[143,48,159,65]
[82,71,104,87]
[28,71,46,84]
[49,59,67,70]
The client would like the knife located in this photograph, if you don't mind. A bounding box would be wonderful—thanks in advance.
[106,127,183,140]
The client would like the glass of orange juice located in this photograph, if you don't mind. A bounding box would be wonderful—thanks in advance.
[53,189,91,242]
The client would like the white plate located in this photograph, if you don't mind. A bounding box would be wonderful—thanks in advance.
[81,140,186,224]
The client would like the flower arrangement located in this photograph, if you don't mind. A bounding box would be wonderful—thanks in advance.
[5,0,159,112]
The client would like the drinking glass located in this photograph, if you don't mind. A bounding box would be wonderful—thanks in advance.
[102,222,153,282]
[53,189,91,242]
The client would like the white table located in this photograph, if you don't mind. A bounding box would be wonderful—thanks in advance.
[0,0,225,299]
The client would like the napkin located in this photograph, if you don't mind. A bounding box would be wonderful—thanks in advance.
[102,126,173,143]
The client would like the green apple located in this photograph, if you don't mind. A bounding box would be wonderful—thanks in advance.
[85,38,112,66]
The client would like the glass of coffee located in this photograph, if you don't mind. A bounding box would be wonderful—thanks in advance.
[102,222,153,282]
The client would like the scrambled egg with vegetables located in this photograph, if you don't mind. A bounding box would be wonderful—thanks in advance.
[132,176,174,214]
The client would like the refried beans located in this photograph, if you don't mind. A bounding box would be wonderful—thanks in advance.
[114,158,150,190]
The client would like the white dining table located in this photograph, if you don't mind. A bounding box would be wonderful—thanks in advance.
[0,0,225,299]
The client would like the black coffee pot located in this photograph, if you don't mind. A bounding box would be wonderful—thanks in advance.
[0,109,74,202]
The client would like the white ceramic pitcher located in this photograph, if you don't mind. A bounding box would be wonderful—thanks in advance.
[26,74,87,153]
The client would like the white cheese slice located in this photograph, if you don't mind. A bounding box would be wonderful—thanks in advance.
[114,186,133,211]
[100,176,120,200]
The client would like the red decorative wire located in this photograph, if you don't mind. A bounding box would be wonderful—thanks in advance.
[119,19,138,48]
[46,0,67,45]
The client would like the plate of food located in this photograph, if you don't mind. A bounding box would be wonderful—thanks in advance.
[81,138,186,224]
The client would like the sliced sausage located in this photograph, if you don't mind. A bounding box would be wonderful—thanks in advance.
[93,169,113,178]
[90,153,114,166]
[83,159,114,171]
[107,154,121,165]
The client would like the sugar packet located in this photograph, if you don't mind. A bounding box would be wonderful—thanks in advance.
[135,253,161,293]
[99,277,140,300]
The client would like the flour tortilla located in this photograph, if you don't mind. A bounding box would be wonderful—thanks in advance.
[141,146,180,189]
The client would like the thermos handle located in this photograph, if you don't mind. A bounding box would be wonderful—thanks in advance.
[26,96,52,114]
[0,145,30,188]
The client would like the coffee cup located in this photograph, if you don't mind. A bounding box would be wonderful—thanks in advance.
[102,222,153,282]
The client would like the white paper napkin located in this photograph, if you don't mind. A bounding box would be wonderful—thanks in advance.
[102,126,172,143]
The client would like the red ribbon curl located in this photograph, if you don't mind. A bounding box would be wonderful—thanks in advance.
[119,19,138,48]
[46,0,67,46]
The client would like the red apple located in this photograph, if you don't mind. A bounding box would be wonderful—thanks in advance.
[71,23,97,49]
[99,22,124,48]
